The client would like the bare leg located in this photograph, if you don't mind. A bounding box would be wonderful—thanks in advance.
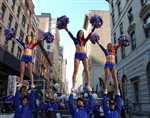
[27,62,34,87]
[82,58,90,86]
[72,59,80,87]
[104,68,110,94]
[111,68,119,90]
[19,62,26,86]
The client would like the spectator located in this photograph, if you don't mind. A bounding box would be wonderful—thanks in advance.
[103,91,122,118]
[68,90,94,118]
[124,101,129,113]
[14,86,36,118]
[92,101,100,118]
[39,99,46,117]
[58,100,65,110]
[99,103,104,118]
[4,91,15,113]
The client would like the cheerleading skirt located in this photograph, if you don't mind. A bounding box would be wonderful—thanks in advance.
[74,52,87,60]
[21,55,32,63]
[104,62,116,70]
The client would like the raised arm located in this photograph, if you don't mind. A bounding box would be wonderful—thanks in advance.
[68,93,77,115]
[85,92,94,112]
[115,95,122,114]
[30,40,42,49]
[65,28,78,45]
[114,44,121,52]
[14,37,25,47]
[29,90,36,110]
[98,44,109,56]
[85,26,96,43]
[14,87,21,109]
[102,94,109,114]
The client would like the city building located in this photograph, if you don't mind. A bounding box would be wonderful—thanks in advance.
[0,0,39,95]
[37,15,60,95]
[58,46,67,94]
[83,10,111,94]
[106,0,150,115]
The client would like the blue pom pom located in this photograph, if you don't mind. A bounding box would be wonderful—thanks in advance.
[118,35,130,47]
[57,15,69,30]
[90,33,100,44]
[4,28,16,40]
[90,14,103,28]
[43,32,54,43]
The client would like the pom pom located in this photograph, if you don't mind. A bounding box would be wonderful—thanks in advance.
[118,35,130,47]
[90,33,100,44]
[54,83,60,90]
[43,32,54,43]
[84,93,88,98]
[92,93,98,100]
[90,14,103,28]
[56,15,69,30]
[4,28,16,40]
[54,93,57,98]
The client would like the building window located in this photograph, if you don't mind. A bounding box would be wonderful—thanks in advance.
[17,46,22,59]
[27,24,29,33]
[113,33,116,44]
[31,32,33,40]
[8,14,13,28]
[141,0,147,6]
[11,0,15,9]
[143,15,150,38]
[112,14,115,26]
[111,0,113,9]
[131,31,136,50]
[14,22,18,32]
[19,30,24,41]
[133,81,139,102]
[11,41,15,54]
[118,2,122,16]
[121,47,125,58]
[1,3,6,19]
[24,0,28,9]
[119,22,123,34]
[47,45,50,49]
[127,7,133,23]
[17,6,20,18]
[22,15,26,28]
[32,17,37,27]
[4,39,8,49]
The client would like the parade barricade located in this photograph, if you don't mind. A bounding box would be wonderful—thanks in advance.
[50,110,72,118]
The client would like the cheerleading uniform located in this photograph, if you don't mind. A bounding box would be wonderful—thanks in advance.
[98,44,121,70]
[16,38,42,63]
[67,27,95,60]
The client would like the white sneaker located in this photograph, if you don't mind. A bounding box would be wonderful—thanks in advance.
[71,87,76,92]
[31,84,35,88]
[86,86,92,92]
[17,83,22,87]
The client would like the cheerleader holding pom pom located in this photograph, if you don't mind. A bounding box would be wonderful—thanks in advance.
[90,33,130,95]
[4,28,54,88]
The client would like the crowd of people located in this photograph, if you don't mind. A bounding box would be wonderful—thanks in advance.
[2,87,150,118]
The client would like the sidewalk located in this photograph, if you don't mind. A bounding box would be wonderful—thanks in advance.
[125,114,148,118]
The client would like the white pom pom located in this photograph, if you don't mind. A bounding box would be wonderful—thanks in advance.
[92,93,98,100]
[54,83,60,90]
[84,93,88,98]
[54,93,57,97]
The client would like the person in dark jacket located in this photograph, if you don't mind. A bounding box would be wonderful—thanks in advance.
[103,91,122,118]
[68,90,94,118]
[58,100,65,110]
[39,99,45,116]
[14,86,36,118]
[92,102,100,118]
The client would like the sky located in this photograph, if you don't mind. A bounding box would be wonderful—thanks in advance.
[33,0,109,92]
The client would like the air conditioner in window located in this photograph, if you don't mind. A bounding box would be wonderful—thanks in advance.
[127,13,133,18]
[143,22,150,30]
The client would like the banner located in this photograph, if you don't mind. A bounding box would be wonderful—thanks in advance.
[50,110,72,118]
